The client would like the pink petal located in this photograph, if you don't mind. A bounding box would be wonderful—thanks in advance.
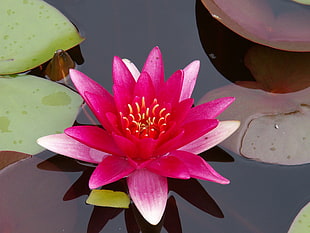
[37,134,107,164]
[113,133,158,161]
[113,56,136,89]
[158,70,184,105]
[89,156,135,189]
[64,126,122,156]
[134,137,158,160]
[113,85,134,113]
[155,119,218,156]
[127,169,168,225]
[141,47,164,91]
[112,133,137,158]
[170,98,194,124]
[105,112,122,134]
[155,129,185,156]
[122,58,140,81]
[184,97,235,124]
[180,119,219,148]
[84,92,117,131]
[180,121,240,154]
[69,69,114,107]
[170,150,230,184]
[146,156,190,179]
[180,60,200,101]
[133,72,156,103]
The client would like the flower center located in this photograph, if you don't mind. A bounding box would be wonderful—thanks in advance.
[120,97,171,139]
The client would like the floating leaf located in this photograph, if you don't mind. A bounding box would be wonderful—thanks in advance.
[0,0,84,74]
[292,0,310,6]
[201,0,310,51]
[0,151,31,170]
[86,189,130,208]
[288,202,310,233]
[0,74,83,155]
[199,84,310,165]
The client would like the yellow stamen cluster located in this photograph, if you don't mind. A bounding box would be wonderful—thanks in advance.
[120,97,171,139]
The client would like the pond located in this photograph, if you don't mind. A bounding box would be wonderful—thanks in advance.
[0,0,309,232]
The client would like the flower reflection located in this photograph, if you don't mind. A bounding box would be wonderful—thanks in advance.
[38,150,233,233]
[37,47,239,224]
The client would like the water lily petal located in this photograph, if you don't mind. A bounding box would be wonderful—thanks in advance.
[180,60,200,101]
[135,137,158,160]
[180,121,240,154]
[37,134,107,163]
[133,72,156,103]
[113,85,135,113]
[141,47,164,91]
[155,129,185,155]
[122,58,140,81]
[83,92,117,130]
[170,98,194,124]
[104,112,122,134]
[184,97,235,124]
[181,119,219,147]
[89,156,135,189]
[70,70,117,128]
[69,69,114,104]
[170,150,230,184]
[158,119,218,154]
[158,70,184,105]
[64,126,122,156]
[147,156,190,179]
[112,133,137,158]
[127,169,168,225]
[113,56,136,89]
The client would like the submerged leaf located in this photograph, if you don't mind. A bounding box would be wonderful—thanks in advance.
[0,0,84,74]
[244,45,310,93]
[0,74,83,155]
[288,202,310,233]
[86,189,130,208]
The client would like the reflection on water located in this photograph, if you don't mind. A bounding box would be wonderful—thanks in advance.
[0,151,233,232]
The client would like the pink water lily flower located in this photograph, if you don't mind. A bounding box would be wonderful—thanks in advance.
[37,47,239,225]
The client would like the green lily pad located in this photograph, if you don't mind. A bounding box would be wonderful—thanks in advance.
[0,0,84,74]
[292,0,310,5]
[86,189,130,208]
[288,202,310,233]
[0,74,83,155]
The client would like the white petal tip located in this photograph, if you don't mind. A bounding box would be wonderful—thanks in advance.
[142,211,164,225]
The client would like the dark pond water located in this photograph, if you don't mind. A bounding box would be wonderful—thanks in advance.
[0,0,309,232]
